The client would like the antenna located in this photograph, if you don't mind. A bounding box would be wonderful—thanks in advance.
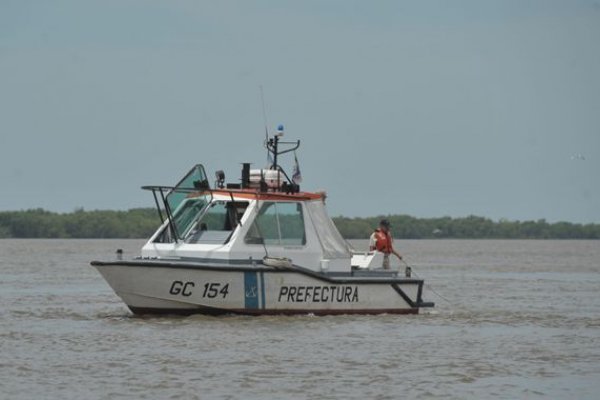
[259,85,271,165]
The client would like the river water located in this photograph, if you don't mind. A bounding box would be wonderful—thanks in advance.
[1,239,599,399]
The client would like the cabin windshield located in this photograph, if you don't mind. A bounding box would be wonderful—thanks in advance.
[166,164,209,213]
[172,195,211,238]
[151,164,212,242]
[154,194,211,243]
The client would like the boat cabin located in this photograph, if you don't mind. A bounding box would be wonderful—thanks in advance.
[140,135,368,273]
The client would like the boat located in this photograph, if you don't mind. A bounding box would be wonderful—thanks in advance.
[91,128,434,315]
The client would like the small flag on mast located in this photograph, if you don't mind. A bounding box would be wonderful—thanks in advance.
[292,151,302,184]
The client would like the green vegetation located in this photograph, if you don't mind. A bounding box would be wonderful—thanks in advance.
[334,215,600,239]
[0,208,159,239]
[0,209,598,239]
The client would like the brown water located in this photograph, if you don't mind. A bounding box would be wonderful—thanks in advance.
[1,239,599,399]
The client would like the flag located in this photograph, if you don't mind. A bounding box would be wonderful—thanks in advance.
[292,151,302,184]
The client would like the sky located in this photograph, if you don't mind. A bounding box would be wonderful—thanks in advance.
[1,0,599,223]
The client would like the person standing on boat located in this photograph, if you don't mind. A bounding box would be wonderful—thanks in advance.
[369,219,403,269]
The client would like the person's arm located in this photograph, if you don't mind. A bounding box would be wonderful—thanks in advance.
[390,237,402,260]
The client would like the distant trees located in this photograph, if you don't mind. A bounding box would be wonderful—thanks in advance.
[0,208,159,239]
[332,215,600,239]
[0,209,598,239]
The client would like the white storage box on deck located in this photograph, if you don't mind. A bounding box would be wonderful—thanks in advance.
[249,169,283,188]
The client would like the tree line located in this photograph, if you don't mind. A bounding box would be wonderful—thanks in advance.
[0,208,159,239]
[334,215,600,239]
[0,208,598,239]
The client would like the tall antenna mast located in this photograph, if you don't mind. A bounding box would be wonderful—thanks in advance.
[259,85,271,165]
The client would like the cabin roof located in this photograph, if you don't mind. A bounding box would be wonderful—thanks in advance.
[189,189,324,202]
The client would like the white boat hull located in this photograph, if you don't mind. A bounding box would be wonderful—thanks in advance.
[91,260,433,315]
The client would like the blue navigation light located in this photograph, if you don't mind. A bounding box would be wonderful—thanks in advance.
[277,124,284,132]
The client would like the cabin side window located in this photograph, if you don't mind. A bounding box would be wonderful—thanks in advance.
[185,201,249,244]
[245,202,306,246]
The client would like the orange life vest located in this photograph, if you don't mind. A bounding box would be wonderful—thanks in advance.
[373,229,393,254]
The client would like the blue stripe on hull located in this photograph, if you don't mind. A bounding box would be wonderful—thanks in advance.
[259,272,266,309]
[244,271,259,309]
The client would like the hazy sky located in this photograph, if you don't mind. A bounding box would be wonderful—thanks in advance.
[1,0,599,223]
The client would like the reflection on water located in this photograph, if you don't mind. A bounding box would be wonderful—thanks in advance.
[1,239,599,399]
